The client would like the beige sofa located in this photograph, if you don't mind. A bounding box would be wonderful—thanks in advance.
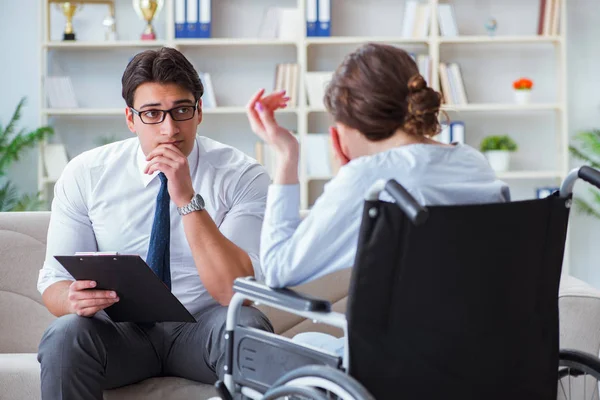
[2,212,600,400]
[0,212,349,400]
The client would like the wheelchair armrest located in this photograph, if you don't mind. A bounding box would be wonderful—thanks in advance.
[233,277,332,313]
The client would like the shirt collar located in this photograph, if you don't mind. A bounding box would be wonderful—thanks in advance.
[137,137,200,188]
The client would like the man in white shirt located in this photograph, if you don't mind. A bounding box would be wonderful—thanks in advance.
[37,47,273,400]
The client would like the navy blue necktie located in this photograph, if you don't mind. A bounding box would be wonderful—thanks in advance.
[147,172,171,290]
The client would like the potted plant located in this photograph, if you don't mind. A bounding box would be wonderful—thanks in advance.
[513,78,533,105]
[480,135,518,172]
[569,129,600,219]
[0,97,54,211]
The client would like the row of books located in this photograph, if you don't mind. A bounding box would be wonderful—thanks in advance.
[174,0,211,39]
[438,62,468,105]
[402,1,460,38]
[537,0,561,36]
[46,76,78,108]
[274,64,300,108]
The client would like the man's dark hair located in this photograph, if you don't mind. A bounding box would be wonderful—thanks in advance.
[121,47,204,107]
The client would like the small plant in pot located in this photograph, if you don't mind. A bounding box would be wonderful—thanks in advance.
[480,135,518,172]
[513,77,533,105]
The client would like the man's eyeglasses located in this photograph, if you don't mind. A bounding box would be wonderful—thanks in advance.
[130,101,198,125]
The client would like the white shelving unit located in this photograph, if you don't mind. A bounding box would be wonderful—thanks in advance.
[39,0,569,212]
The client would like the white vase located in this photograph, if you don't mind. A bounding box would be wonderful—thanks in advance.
[514,90,531,105]
[485,150,511,172]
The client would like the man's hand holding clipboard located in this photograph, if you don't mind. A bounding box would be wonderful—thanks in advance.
[55,253,196,323]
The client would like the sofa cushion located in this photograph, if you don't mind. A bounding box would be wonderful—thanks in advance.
[0,353,217,400]
[0,354,42,400]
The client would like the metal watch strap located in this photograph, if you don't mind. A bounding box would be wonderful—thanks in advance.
[177,193,205,216]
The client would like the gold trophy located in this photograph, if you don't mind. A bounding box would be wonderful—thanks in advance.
[133,0,164,40]
[60,2,79,41]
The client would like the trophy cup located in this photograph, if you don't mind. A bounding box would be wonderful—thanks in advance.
[133,0,164,40]
[60,2,79,41]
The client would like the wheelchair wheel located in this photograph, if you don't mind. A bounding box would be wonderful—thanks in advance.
[262,365,375,400]
[558,349,600,400]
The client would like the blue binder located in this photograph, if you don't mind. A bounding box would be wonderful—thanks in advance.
[174,0,187,38]
[317,0,331,36]
[186,0,198,38]
[307,0,318,37]
[198,0,211,38]
[450,121,465,144]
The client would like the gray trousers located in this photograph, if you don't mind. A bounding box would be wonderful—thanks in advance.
[37,305,273,400]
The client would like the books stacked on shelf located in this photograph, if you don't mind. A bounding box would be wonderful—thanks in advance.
[410,53,431,85]
[258,8,302,40]
[438,63,468,105]
[306,0,331,37]
[401,1,431,39]
[435,121,465,144]
[437,3,458,37]
[46,76,78,108]
[537,0,561,36]
[305,71,333,108]
[174,0,211,39]
[255,135,301,178]
[274,64,299,107]
[199,72,217,109]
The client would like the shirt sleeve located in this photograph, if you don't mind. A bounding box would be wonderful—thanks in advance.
[217,163,271,281]
[260,166,367,288]
[37,156,99,295]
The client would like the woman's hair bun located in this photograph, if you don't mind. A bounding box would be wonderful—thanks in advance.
[407,74,427,94]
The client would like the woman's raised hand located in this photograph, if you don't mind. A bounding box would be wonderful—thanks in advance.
[246,89,298,156]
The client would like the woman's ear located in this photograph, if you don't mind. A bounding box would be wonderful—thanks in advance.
[329,125,350,166]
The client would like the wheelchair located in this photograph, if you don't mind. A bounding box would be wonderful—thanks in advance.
[215,166,600,400]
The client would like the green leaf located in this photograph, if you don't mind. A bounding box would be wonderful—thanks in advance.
[0,125,54,174]
[480,135,518,152]
[0,181,19,212]
[11,192,46,211]
[0,97,26,148]
[575,130,600,156]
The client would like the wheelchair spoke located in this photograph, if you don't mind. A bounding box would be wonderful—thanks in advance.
[559,375,568,400]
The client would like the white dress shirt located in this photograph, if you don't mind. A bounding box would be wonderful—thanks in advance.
[37,136,270,315]
[261,143,511,288]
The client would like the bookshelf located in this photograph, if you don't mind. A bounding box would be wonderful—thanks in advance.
[39,0,569,214]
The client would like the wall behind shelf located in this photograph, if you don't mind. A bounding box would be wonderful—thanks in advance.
[2,0,600,289]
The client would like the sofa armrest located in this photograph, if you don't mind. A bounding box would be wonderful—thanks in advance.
[559,274,600,356]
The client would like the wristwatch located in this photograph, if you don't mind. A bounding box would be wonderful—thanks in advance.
[177,193,205,216]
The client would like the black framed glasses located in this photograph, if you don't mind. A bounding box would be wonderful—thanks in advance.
[130,101,198,125]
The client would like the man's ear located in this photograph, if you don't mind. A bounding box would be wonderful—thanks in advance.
[125,107,136,133]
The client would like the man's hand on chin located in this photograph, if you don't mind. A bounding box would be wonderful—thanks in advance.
[144,143,195,206]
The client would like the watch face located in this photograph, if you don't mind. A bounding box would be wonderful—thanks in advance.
[194,194,205,209]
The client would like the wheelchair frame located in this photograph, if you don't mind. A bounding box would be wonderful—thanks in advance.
[217,166,600,400]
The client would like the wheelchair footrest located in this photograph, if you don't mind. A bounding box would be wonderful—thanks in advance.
[232,326,342,392]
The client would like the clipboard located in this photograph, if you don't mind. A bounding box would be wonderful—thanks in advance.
[55,254,196,323]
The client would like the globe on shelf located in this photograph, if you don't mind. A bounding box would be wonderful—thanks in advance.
[484,18,498,37]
